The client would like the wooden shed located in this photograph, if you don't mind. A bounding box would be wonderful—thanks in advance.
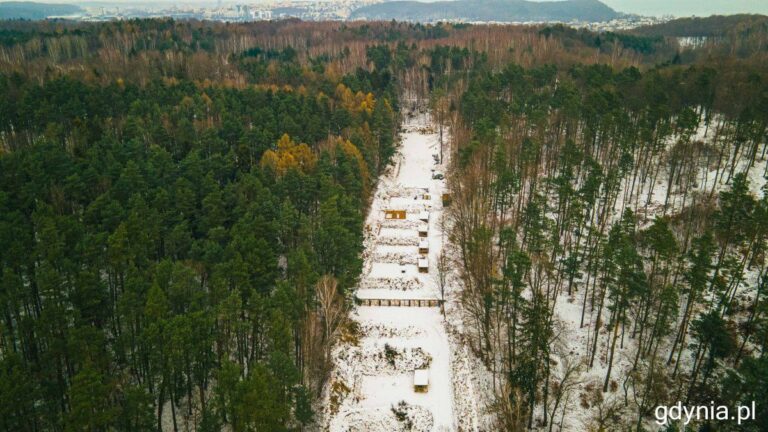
[384,210,407,220]
[354,289,443,308]
[442,193,452,207]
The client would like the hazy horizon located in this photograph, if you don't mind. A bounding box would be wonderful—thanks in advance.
[9,0,768,17]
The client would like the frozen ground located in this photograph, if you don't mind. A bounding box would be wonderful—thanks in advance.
[322,110,487,432]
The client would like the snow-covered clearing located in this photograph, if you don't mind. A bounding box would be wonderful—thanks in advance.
[323,110,486,432]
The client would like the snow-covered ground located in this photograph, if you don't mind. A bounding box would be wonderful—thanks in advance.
[322,111,486,432]
[542,117,768,431]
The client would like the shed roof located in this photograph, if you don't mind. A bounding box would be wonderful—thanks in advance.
[414,369,429,386]
[355,289,437,300]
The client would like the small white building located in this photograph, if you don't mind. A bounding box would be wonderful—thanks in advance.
[418,211,430,222]
[418,224,429,238]
[418,258,429,273]
[414,369,429,392]
[418,240,429,254]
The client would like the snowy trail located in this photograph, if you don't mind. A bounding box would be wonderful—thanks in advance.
[325,112,461,432]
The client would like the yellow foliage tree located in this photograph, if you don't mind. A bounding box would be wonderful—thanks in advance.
[335,83,354,110]
[260,134,317,177]
[335,83,376,115]
[359,92,376,114]
[335,137,370,200]
[276,151,297,175]
[260,149,280,173]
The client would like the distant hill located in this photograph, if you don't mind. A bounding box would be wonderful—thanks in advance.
[630,14,768,37]
[350,0,620,23]
[0,1,82,20]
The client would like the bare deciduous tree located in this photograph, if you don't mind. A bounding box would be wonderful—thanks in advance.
[304,274,347,395]
[547,349,585,432]
[317,274,345,363]
[436,249,450,304]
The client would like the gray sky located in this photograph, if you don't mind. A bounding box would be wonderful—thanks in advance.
[36,0,768,17]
